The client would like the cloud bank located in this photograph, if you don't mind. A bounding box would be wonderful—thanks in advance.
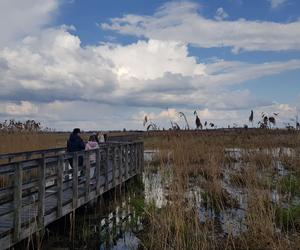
[0,0,59,46]
[101,1,300,53]
[1,27,300,111]
[0,1,299,130]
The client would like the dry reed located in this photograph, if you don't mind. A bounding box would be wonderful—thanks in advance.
[141,131,300,249]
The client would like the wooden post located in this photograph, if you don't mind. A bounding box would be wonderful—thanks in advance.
[112,146,116,187]
[125,144,129,180]
[105,146,109,191]
[13,162,22,241]
[138,143,143,173]
[141,142,144,172]
[134,143,137,174]
[119,145,123,184]
[137,143,140,172]
[72,153,78,209]
[85,151,91,202]
[129,144,133,177]
[38,157,46,229]
[96,148,101,195]
[57,155,64,217]
[137,143,140,174]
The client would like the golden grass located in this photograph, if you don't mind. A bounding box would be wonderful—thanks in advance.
[1,130,300,249]
[141,131,300,249]
[0,132,92,154]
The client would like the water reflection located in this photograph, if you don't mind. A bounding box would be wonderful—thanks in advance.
[142,148,298,238]
[45,148,299,249]
[143,171,167,208]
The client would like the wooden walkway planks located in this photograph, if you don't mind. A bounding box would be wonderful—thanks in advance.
[0,141,144,250]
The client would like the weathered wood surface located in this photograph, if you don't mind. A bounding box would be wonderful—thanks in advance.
[0,141,143,250]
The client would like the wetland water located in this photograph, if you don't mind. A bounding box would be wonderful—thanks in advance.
[42,148,300,249]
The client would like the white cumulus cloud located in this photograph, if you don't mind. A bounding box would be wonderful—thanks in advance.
[0,1,299,130]
[1,27,300,112]
[0,0,59,46]
[5,101,38,116]
[101,1,300,52]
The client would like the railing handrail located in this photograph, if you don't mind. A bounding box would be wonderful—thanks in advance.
[0,140,144,159]
[0,147,66,160]
[0,141,143,169]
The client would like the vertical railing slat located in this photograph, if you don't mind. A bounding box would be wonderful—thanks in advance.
[105,146,109,191]
[85,151,91,202]
[13,162,22,241]
[119,145,123,184]
[96,148,101,195]
[38,157,46,229]
[134,142,138,174]
[130,144,133,177]
[57,155,64,217]
[112,146,116,187]
[141,142,144,172]
[72,153,78,209]
[136,143,140,174]
[139,142,142,173]
[125,144,129,180]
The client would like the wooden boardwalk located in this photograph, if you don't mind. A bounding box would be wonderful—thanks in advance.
[0,141,144,249]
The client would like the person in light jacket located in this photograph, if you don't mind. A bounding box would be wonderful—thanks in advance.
[85,135,99,179]
[85,135,99,163]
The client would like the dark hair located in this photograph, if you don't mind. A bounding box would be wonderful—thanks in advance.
[89,135,96,141]
[73,128,81,134]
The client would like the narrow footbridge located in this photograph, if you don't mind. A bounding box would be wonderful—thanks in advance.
[0,141,144,249]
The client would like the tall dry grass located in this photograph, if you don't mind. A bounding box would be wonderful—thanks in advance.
[141,131,300,249]
[0,132,67,154]
[0,132,93,154]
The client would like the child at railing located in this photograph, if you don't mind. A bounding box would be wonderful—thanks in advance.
[85,135,99,179]
[85,135,99,163]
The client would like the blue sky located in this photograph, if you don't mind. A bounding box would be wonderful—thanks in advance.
[0,0,299,130]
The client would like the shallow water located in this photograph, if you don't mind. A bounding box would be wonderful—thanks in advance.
[44,149,300,249]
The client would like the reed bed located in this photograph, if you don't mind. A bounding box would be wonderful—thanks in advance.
[1,130,300,249]
[0,132,69,154]
[141,131,300,249]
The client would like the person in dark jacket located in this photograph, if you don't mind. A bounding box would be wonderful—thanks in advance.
[67,128,85,167]
[67,128,85,152]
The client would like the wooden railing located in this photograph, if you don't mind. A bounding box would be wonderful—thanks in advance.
[0,147,66,164]
[0,141,144,250]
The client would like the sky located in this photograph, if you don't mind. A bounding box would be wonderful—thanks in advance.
[0,0,299,131]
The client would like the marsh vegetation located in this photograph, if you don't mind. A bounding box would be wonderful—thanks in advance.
[140,131,300,249]
[6,130,300,249]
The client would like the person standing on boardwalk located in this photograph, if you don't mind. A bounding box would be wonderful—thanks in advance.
[95,132,106,143]
[67,128,85,167]
[85,135,99,163]
[85,135,99,178]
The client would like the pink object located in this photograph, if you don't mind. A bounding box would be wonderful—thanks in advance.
[85,141,99,162]
[85,141,99,150]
